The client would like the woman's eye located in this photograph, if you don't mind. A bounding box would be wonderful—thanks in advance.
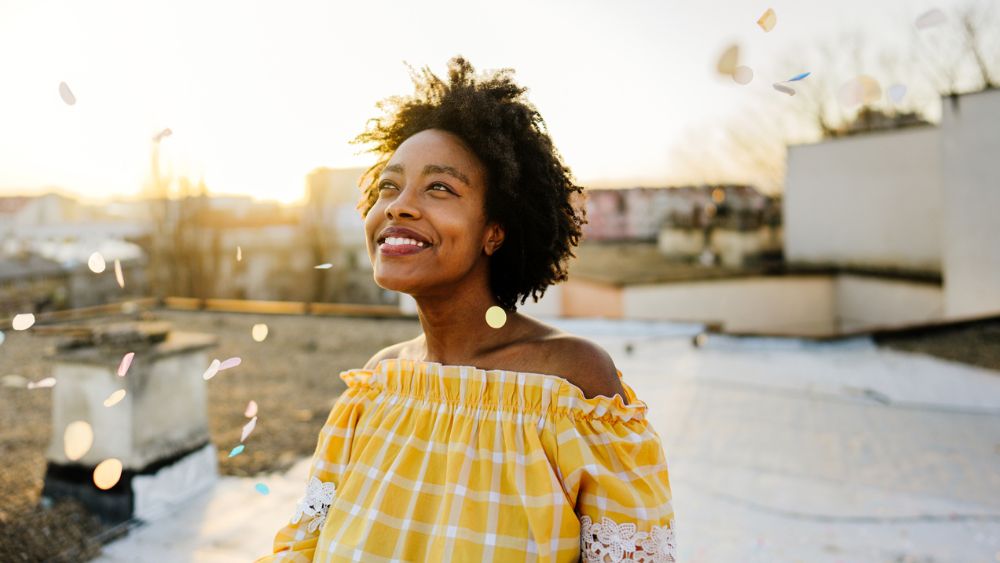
[377,182,396,191]
[430,183,452,193]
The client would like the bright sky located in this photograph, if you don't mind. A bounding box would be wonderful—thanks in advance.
[0,0,967,205]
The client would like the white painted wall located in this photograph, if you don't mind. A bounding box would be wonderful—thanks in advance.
[622,276,836,336]
[784,127,943,271]
[940,90,1000,318]
[835,275,944,333]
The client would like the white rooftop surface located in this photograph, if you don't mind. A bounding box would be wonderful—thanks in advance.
[97,318,1000,562]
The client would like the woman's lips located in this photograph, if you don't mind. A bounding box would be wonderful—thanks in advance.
[378,241,431,256]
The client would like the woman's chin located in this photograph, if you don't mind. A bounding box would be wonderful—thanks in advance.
[373,274,419,295]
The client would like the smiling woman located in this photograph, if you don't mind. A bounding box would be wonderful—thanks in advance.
[257,56,676,563]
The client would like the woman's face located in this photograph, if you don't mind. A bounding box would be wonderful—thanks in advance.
[364,128,504,298]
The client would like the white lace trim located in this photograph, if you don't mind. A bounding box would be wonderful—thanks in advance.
[290,476,337,533]
[580,515,677,562]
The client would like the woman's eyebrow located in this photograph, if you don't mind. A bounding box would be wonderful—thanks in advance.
[379,163,470,187]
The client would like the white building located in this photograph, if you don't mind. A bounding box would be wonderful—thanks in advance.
[784,88,1000,324]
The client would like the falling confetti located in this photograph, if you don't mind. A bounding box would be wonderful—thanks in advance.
[716,44,740,76]
[888,83,908,103]
[485,306,507,329]
[245,400,258,418]
[117,352,135,377]
[787,72,811,82]
[59,81,76,105]
[915,8,946,29]
[236,246,242,261]
[88,252,106,273]
[0,330,5,346]
[202,359,222,381]
[314,263,333,269]
[251,324,269,342]
[838,75,881,107]
[241,416,257,442]
[12,314,35,331]
[219,357,242,371]
[103,389,127,407]
[732,66,754,85]
[757,8,776,32]
[114,259,125,288]
[229,444,245,458]
[773,83,796,96]
[255,483,270,495]
[28,377,56,389]
[64,421,94,461]
[93,458,123,490]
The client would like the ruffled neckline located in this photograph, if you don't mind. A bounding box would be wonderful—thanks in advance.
[339,358,648,423]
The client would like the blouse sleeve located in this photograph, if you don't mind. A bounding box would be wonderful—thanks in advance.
[555,412,677,562]
[255,374,372,562]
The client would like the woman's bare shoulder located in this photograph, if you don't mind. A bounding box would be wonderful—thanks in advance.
[363,337,420,370]
[512,325,627,402]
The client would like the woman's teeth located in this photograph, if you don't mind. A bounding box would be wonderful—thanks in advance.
[383,237,426,247]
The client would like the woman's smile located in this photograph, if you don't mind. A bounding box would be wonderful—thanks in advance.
[378,237,432,256]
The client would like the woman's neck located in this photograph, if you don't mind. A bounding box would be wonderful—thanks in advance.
[412,282,518,365]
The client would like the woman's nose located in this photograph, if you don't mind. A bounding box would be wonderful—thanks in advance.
[385,185,420,219]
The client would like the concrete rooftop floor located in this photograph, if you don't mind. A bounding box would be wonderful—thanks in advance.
[97,318,1000,562]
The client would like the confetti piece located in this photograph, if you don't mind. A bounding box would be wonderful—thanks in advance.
[88,252,106,273]
[219,357,242,371]
[12,314,35,331]
[0,331,5,346]
[2,374,26,388]
[838,75,881,107]
[772,83,796,96]
[732,66,754,85]
[314,263,333,269]
[64,421,93,461]
[915,8,946,29]
[485,306,507,329]
[241,416,257,442]
[245,400,258,418]
[117,352,135,377]
[229,444,245,458]
[236,246,242,261]
[59,81,76,105]
[103,389,127,407]
[93,458,123,490]
[28,377,56,389]
[787,72,811,82]
[757,8,776,32]
[202,359,222,381]
[888,83,908,103]
[716,44,740,75]
[252,324,269,342]
[255,483,269,495]
[114,259,125,288]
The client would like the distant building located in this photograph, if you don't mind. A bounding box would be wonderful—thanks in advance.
[302,167,386,305]
[526,89,1000,336]
[0,193,149,312]
[582,185,781,268]
[784,88,1000,326]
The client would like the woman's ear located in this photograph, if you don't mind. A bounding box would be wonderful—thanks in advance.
[484,222,505,256]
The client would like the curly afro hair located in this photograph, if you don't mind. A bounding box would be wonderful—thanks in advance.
[351,56,587,311]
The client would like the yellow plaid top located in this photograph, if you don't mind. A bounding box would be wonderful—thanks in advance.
[257,358,676,562]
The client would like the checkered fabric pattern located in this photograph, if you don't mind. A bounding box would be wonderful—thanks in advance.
[256,358,675,562]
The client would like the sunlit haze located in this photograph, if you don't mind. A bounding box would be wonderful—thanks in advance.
[0,0,969,205]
